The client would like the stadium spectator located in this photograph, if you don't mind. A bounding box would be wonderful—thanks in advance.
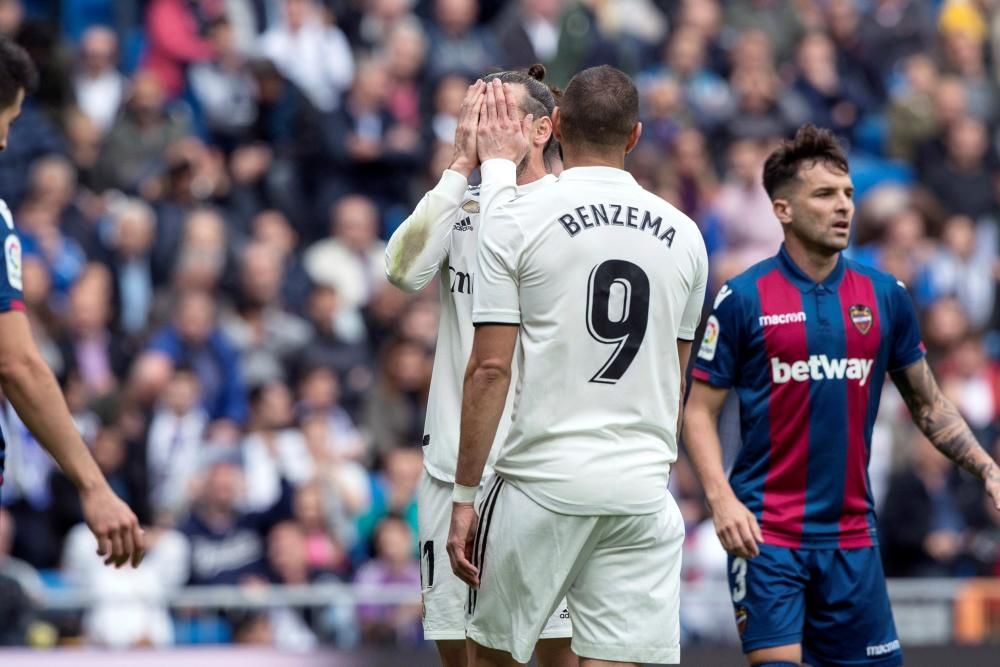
[259,0,354,114]
[713,64,808,149]
[886,54,942,162]
[221,242,312,387]
[62,522,190,647]
[142,0,217,98]
[361,338,430,457]
[381,20,426,131]
[353,515,421,644]
[642,25,732,127]
[880,433,978,577]
[922,215,997,329]
[248,209,312,313]
[792,31,874,141]
[354,447,421,553]
[724,0,803,64]
[423,0,502,81]
[919,116,998,221]
[939,7,996,124]
[94,71,192,194]
[72,27,125,134]
[99,197,160,338]
[188,17,257,150]
[27,155,96,260]
[241,381,314,512]
[913,76,971,180]
[60,265,125,398]
[493,0,563,68]
[299,283,374,414]
[136,289,248,430]
[297,365,367,465]
[179,450,292,585]
[16,195,86,296]
[703,137,783,275]
[146,366,208,523]
[304,194,387,312]
[317,58,422,221]
[0,507,44,645]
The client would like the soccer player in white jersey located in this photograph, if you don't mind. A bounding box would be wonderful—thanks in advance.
[447,66,709,666]
[385,67,574,667]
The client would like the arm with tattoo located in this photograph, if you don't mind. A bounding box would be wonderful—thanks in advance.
[891,359,1000,505]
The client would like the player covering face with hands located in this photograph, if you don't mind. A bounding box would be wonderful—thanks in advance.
[449,66,707,667]
[684,124,1000,667]
[0,38,142,568]
[385,68,574,667]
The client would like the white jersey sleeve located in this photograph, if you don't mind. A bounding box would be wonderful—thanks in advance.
[474,160,524,325]
[679,239,709,341]
[385,169,469,292]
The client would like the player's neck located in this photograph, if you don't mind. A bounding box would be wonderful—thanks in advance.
[561,147,626,171]
[516,158,548,186]
[784,236,840,284]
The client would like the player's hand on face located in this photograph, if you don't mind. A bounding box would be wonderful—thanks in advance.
[80,483,145,569]
[709,492,763,559]
[447,501,480,587]
[449,80,486,178]
[477,79,533,165]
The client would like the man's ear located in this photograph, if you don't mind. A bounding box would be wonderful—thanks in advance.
[535,116,553,147]
[625,122,642,154]
[773,198,793,227]
[552,107,563,142]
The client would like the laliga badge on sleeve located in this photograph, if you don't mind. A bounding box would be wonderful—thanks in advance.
[5,234,22,291]
[697,315,720,361]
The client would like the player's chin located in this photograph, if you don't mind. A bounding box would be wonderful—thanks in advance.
[822,231,850,251]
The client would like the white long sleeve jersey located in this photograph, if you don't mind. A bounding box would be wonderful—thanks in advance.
[385,169,556,483]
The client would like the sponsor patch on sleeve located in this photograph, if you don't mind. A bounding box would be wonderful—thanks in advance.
[697,315,720,361]
[5,234,22,291]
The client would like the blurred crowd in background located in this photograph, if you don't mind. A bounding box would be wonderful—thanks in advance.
[0,0,999,650]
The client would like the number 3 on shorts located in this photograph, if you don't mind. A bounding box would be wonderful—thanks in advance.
[731,557,747,603]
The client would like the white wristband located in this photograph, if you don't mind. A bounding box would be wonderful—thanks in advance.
[452,483,478,504]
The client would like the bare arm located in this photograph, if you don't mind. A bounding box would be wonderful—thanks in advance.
[447,323,518,586]
[454,324,519,487]
[891,358,1000,506]
[0,311,143,566]
[683,380,763,558]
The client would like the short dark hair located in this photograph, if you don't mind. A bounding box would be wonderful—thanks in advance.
[558,65,639,150]
[762,124,849,199]
[0,38,37,110]
[483,64,561,166]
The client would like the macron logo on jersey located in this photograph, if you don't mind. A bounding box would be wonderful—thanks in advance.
[759,311,807,327]
[771,355,875,386]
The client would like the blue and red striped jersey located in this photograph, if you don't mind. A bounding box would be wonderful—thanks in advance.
[692,245,925,549]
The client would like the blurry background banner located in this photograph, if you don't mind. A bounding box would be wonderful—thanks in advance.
[2,0,1000,653]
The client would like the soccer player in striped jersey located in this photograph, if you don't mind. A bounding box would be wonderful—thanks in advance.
[0,38,142,568]
[684,124,1000,667]
[385,67,574,667]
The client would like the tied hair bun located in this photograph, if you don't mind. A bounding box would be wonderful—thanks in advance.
[527,63,546,82]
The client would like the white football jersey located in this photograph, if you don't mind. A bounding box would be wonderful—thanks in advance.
[474,159,708,515]
[385,169,557,483]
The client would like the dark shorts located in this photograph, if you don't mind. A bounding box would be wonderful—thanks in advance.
[727,544,902,667]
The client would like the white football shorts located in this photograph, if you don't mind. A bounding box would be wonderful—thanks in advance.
[417,470,572,641]
[467,476,684,664]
